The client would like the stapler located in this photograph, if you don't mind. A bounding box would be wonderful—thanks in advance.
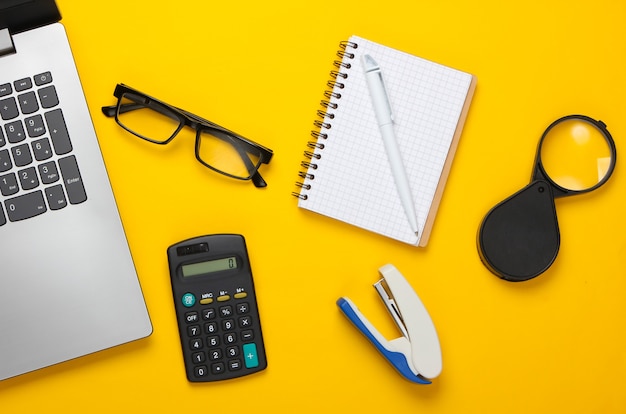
[337,264,442,384]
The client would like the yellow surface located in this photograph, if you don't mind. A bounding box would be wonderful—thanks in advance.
[2,0,626,412]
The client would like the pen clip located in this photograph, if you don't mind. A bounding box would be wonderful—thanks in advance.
[375,71,394,123]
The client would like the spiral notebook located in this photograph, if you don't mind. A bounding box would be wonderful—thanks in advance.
[293,35,476,246]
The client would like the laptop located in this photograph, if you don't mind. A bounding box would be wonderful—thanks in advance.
[0,0,152,381]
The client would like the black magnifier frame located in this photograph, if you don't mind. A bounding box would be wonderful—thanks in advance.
[532,114,616,198]
[478,114,617,282]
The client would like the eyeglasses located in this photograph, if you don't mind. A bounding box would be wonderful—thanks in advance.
[101,84,274,188]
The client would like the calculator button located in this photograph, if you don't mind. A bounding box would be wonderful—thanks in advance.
[192,352,205,363]
[209,349,222,361]
[182,293,196,308]
[222,319,235,331]
[202,308,216,320]
[228,359,242,371]
[211,362,225,375]
[205,322,218,334]
[226,346,239,358]
[185,311,199,323]
[224,333,236,344]
[190,338,203,350]
[241,330,254,341]
[194,365,208,378]
[200,297,213,305]
[187,325,200,337]
[207,336,219,347]
[236,302,249,314]
[219,305,233,317]
[217,294,230,302]
[239,316,252,328]
[234,292,247,299]
[242,343,259,369]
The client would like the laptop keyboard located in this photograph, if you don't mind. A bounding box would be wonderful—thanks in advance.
[0,72,86,225]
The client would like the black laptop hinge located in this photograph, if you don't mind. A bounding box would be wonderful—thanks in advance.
[0,28,16,57]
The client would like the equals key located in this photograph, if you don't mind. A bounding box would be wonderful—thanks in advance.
[59,155,87,204]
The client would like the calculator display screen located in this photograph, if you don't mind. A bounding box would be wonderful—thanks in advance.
[182,256,238,277]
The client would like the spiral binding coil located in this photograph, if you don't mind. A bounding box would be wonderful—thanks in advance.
[292,40,358,200]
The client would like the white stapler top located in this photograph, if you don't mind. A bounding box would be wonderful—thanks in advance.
[337,264,442,383]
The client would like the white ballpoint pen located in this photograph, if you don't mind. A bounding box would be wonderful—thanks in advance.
[362,54,419,236]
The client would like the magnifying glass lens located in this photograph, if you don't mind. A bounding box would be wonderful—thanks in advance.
[540,119,613,191]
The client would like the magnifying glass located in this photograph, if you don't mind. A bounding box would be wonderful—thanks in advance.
[477,115,617,282]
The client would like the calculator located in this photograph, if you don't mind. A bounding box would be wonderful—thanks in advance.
[166,234,267,382]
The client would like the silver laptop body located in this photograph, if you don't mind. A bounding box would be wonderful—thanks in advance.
[0,0,152,381]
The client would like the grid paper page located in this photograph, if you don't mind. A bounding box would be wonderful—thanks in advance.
[298,35,475,245]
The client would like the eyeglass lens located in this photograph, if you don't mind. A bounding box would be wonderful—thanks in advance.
[117,93,181,143]
[197,130,263,180]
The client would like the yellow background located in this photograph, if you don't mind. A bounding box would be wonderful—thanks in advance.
[2,0,626,412]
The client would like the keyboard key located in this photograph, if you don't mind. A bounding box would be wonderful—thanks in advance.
[38,160,60,184]
[0,96,18,120]
[0,127,5,147]
[18,167,39,191]
[0,204,5,226]
[5,120,26,143]
[45,109,72,155]
[0,149,11,172]
[25,114,46,137]
[45,184,67,210]
[18,91,39,114]
[11,143,32,167]
[0,172,18,196]
[58,155,86,204]
[34,72,52,86]
[38,85,59,109]
[0,83,11,97]
[32,138,53,161]
[13,78,32,92]
[4,190,46,221]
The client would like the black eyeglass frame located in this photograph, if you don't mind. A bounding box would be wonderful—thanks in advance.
[102,83,273,188]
